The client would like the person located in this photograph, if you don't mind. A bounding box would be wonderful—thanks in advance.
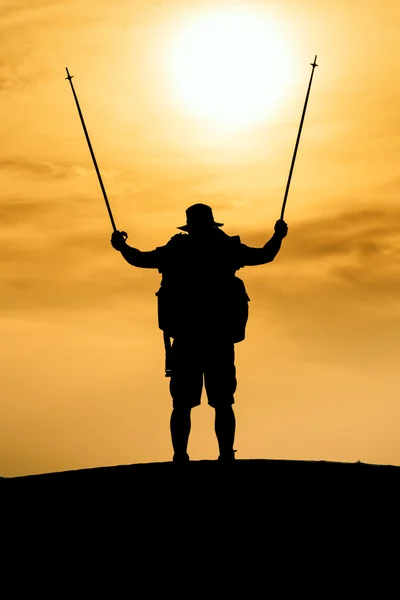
[111,203,288,463]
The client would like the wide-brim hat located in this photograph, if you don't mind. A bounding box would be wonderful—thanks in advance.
[177,203,224,232]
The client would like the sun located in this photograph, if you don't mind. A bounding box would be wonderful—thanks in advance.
[169,9,293,131]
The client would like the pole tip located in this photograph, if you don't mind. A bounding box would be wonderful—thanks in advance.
[311,55,318,67]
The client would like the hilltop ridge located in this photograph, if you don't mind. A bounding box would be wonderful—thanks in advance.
[3,459,398,576]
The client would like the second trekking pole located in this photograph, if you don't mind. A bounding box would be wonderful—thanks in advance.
[280,56,318,220]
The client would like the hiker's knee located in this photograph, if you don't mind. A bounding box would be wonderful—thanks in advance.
[213,404,235,416]
[171,406,192,416]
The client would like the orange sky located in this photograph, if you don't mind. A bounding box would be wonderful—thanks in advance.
[1,0,400,476]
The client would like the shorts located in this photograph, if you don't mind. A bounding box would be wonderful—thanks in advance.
[169,337,237,409]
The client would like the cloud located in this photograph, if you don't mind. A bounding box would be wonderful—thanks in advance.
[0,158,92,179]
[0,1,62,18]
[1,192,398,318]
[245,204,399,267]
[234,201,400,366]
[0,212,161,316]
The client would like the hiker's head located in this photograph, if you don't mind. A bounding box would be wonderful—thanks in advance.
[177,204,224,234]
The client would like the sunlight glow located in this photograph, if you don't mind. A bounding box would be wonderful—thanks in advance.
[169,10,293,131]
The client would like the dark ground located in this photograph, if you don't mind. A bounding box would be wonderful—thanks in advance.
[3,458,399,525]
[3,459,399,585]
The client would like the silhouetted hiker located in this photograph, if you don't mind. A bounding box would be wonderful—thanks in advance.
[111,203,288,463]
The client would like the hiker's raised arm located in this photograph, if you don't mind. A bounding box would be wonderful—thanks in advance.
[240,219,288,266]
[111,230,159,269]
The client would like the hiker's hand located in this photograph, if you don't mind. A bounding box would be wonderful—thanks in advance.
[274,219,288,239]
[111,230,128,251]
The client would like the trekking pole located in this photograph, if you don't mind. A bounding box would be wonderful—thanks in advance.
[65,67,121,234]
[280,56,318,220]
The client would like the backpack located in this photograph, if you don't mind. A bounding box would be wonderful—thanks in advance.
[156,272,249,343]
[155,232,250,349]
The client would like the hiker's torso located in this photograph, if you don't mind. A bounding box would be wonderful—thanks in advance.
[156,230,249,341]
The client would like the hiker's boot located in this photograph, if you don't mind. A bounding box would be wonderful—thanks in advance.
[217,449,236,464]
[173,452,190,465]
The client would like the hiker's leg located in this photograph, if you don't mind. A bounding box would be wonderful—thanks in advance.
[170,407,192,458]
[169,338,203,460]
[204,341,237,459]
[214,405,236,459]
